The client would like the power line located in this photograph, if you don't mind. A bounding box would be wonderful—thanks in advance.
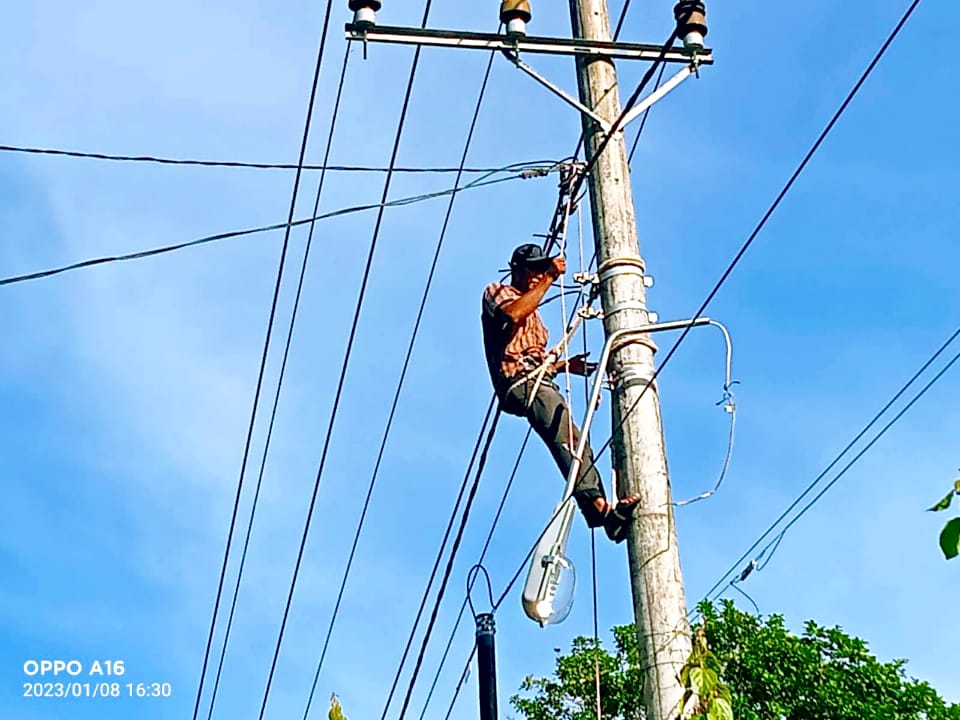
[442,648,476,720]
[191,2,338,718]
[416,430,531,720]
[564,0,923,488]
[255,2,438,716]
[627,61,666,164]
[0,142,553,175]
[393,410,503,720]
[203,42,354,720]
[378,399,499,720]
[299,42,499,720]
[0,169,545,289]
[701,326,960,605]
[613,0,634,41]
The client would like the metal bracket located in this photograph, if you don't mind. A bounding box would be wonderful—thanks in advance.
[344,24,714,65]
[504,51,612,131]
[620,64,698,127]
[604,300,659,325]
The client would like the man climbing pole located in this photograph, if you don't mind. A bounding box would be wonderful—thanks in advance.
[481,244,640,543]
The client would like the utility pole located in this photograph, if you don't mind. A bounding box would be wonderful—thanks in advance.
[568,2,693,718]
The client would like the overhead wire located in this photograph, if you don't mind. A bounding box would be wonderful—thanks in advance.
[701,326,960,605]
[378,396,499,720]
[254,3,439,716]
[627,62,666,164]
[299,40,500,720]
[393,406,503,720]
[623,328,960,670]
[613,0,634,41]
[0,142,554,175]
[203,41,354,720]
[0,167,550,289]
[415,429,531,720]
[190,2,338,718]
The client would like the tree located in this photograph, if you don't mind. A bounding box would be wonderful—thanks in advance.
[512,601,960,720]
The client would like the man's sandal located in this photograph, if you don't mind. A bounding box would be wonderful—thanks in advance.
[603,494,642,544]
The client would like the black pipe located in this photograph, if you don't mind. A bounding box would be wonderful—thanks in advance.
[476,613,498,720]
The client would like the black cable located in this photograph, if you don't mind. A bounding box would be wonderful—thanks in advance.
[613,0,634,41]
[298,44,498,720]
[0,171,534,289]
[203,43,353,720]
[627,61,666,164]
[700,327,960,605]
[378,397,498,720]
[442,649,476,720]
[190,2,338,718]
[255,3,436,715]
[562,0,923,488]
[0,143,552,175]
[415,429,531,720]
[393,409,503,720]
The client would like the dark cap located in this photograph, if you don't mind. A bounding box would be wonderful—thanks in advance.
[508,243,556,271]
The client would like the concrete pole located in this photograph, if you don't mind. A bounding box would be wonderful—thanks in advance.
[566,2,693,718]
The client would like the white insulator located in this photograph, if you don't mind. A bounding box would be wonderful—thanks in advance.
[506,17,527,36]
[682,30,704,49]
[354,6,377,25]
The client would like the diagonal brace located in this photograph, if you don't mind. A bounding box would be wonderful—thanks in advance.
[619,64,698,127]
[503,51,612,132]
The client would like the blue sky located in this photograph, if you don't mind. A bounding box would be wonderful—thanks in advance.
[1,1,958,719]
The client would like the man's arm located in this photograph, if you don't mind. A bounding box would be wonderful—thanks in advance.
[501,257,566,323]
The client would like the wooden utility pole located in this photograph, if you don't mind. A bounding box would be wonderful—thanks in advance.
[567,2,693,718]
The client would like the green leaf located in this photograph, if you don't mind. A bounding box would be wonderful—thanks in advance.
[707,696,734,720]
[954,478,960,495]
[940,518,960,560]
[690,667,719,696]
[928,491,954,512]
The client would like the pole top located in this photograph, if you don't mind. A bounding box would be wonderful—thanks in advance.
[475,613,496,635]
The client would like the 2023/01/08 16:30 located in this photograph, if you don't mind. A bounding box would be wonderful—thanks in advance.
[23,682,173,699]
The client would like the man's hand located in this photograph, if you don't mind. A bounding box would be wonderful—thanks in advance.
[548,256,567,279]
[559,353,598,377]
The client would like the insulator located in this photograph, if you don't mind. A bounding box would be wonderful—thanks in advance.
[500,0,532,37]
[674,0,708,50]
[349,0,382,27]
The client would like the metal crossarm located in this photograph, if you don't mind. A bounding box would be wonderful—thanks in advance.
[344,24,714,65]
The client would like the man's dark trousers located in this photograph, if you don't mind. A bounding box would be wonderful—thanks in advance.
[500,376,605,525]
